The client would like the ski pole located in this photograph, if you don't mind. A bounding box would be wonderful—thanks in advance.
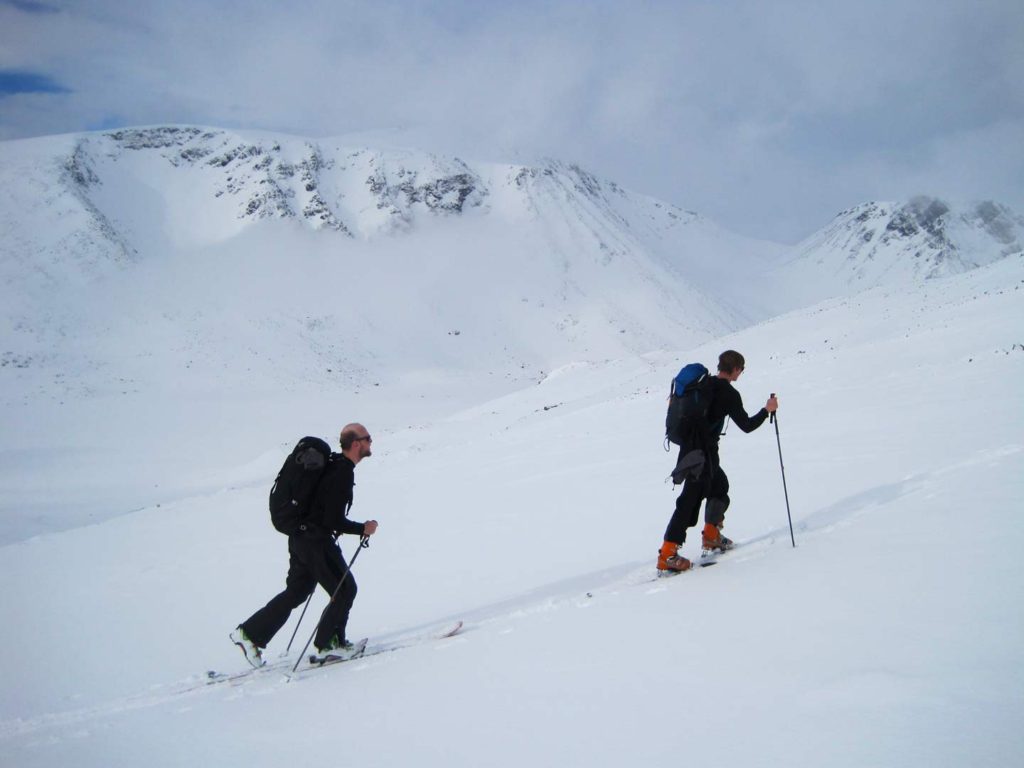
[770,394,796,548]
[291,535,370,674]
[286,529,358,654]
[285,592,315,654]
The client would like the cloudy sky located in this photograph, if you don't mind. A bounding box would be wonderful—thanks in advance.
[0,0,1021,242]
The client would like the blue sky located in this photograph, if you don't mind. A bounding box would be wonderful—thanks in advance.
[0,0,1021,242]
[0,71,67,95]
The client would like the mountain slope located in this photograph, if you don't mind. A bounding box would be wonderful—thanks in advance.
[772,196,1024,307]
[0,126,779,382]
[2,126,1020,546]
[1,126,1023,766]
[0,127,782,542]
[1,250,1021,768]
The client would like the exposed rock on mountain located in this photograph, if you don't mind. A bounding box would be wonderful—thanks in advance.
[772,196,1023,305]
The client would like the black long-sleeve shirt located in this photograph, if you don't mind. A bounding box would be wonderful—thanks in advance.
[705,376,769,444]
[308,455,368,537]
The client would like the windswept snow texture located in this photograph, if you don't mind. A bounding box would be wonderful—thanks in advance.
[1,127,1022,767]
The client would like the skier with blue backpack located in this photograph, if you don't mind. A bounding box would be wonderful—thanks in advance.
[658,350,778,573]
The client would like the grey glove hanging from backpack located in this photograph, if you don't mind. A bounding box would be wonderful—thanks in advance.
[671,448,705,485]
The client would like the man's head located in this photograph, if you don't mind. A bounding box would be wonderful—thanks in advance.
[718,350,746,381]
[339,423,373,463]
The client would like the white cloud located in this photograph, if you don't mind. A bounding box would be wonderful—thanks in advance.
[0,0,1021,241]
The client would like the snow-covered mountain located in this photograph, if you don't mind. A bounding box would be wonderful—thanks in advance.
[6,128,1019,376]
[772,196,1024,306]
[1,125,1023,767]
[0,125,783,541]
[0,125,780,388]
[2,126,1022,544]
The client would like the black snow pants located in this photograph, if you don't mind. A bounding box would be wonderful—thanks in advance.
[240,532,358,651]
[663,446,730,545]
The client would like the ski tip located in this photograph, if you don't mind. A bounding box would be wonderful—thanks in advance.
[434,621,463,639]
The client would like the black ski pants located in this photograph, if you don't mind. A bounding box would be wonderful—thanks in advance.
[664,448,730,545]
[240,532,358,651]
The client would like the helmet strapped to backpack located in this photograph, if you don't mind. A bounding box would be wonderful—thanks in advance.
[268,436,332,535]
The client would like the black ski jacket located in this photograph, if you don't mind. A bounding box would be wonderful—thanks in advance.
[705,376,769,446]
[307,455,368,538]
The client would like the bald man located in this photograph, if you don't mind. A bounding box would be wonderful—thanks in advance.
[231,424,379,667]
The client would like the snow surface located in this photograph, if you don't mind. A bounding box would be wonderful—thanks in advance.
[1,128,1023,767]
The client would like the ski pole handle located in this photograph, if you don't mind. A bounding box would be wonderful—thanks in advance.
[770,392,776,423]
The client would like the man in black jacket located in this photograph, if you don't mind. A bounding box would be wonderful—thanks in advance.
[657,351,777,573]
[231,424,379,667]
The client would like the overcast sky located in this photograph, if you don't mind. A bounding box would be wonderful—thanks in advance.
[0,0,1021,242]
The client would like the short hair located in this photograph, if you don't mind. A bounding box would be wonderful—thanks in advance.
[718,350,746,374]
[339,423,363,450]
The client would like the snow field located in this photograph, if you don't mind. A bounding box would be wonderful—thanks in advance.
[2,253,1022,766]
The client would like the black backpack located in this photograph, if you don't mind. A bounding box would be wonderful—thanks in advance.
[665,363,716,450]
[268,436,332,535]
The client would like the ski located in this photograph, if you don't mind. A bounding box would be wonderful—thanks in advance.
[654,560,717,579]
[202,620,465,689]
[314,621,463,665]
[286,620,464,680]
[307,637,369,667]
[204,656,291,686]
[359,620,462,659]
[650,554,725,582]
[436,620,464,638]
[700,540,739,565]
[649,534,781,584]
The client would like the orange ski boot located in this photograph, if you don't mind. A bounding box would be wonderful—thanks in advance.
[657,540,692,574]
[702,522,735,556]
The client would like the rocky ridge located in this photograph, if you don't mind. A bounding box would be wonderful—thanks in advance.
[792,196,1023,281]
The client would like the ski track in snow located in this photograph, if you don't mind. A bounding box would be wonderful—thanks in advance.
[4,436,1007,743]
[0,523,795,741]
[2,456,919,742]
